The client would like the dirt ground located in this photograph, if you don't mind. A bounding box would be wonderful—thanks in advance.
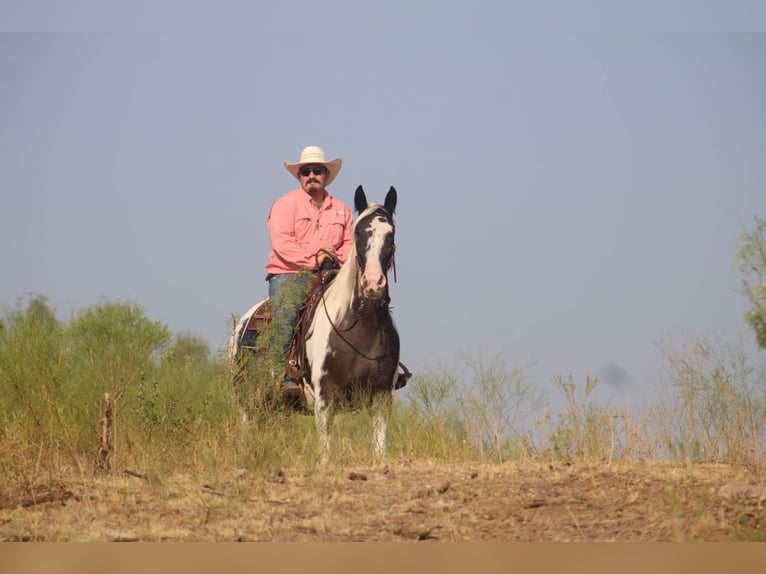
[1,460,765,541]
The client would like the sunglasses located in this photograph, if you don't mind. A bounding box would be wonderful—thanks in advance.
[299,166,326,177]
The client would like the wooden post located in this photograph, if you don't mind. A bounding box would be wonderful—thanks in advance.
[97,392,112,473]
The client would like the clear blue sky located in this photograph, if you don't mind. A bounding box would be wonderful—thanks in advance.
[3,3,766,406]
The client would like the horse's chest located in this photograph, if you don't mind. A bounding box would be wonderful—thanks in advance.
[308,316,399,401]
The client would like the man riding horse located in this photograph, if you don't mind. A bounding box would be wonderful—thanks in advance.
[264,146,409,406]
[264,146,354,402]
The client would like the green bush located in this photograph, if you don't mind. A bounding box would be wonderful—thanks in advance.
[0,297,83,482]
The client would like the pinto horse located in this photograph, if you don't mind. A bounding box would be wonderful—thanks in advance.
[304,185,401,463]
[229,185,404,464]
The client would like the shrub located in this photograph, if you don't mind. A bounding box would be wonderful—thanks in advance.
[656,335,766,465]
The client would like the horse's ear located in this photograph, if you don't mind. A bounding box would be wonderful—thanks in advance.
[354,185,368,214]
[384,186,397,215]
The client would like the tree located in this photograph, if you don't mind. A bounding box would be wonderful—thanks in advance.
[25,294,58,329]
[69,301,171,395]
[68,300,171,470]
[161,332,211,369]
[737,216,766,350]
[0,294,67,430]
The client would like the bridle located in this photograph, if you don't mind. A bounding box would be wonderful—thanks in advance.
[315,212,397,361]
[354,242,397,298]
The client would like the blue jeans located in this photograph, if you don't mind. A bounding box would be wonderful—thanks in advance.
[268,273,312,371]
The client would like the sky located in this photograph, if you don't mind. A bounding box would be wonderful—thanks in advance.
[3,2,766,407]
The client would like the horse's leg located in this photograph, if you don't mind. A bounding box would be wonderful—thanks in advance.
[372,410,386,464]
[371,391,393,464]
[314,395,332,465]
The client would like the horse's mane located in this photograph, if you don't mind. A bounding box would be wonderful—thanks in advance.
[354,201,386,223]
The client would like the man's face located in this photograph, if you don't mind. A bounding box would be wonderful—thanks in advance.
[299,164,329,194]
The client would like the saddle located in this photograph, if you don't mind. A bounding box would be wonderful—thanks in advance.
[283,268,336,387]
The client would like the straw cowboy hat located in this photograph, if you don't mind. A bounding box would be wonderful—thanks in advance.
[284,146,343,186]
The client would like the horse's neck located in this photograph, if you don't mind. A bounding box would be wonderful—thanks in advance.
[320,247,359,324]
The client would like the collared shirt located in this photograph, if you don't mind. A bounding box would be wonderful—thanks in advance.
[265,188,354,275]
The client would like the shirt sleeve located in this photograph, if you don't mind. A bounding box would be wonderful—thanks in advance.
[267,197,315,269]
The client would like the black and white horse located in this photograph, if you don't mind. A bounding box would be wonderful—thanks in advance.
[230,185,402,464]
[305,185,400,463]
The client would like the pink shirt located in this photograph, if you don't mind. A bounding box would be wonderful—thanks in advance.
[266,188,354,275]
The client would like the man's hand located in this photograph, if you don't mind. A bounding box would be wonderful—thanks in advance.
[316,248,337,269]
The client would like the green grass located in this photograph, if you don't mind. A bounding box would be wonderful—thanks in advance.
[1,295,765,488]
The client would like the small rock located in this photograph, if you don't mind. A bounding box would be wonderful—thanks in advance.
[105,530,139,542]
[718,482,766,499]
[267,469,286,484]
[393,526,435,540]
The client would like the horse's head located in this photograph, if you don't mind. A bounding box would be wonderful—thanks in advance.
[352,185,397,301]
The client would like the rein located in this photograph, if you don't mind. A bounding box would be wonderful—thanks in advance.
[318,244,397,363]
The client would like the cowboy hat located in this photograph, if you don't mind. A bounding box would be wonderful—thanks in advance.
[284,146,342,186]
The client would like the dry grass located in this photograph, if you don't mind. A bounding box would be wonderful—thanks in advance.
[2,298,766,542]
[1,459,764,542]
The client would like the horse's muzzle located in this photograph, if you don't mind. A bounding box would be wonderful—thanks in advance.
[361,272,387,300]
